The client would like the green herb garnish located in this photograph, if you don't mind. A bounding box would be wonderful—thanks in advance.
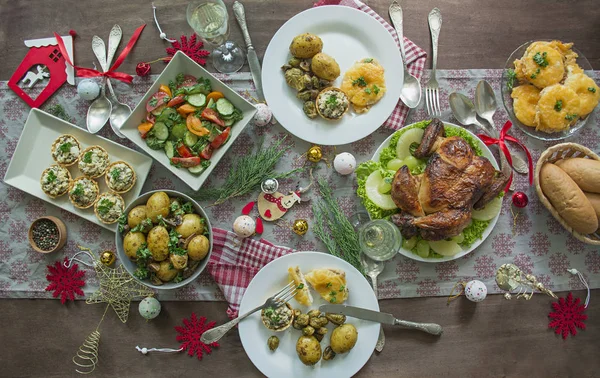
[326,95,338,106]
[264,307,274,317]
[47,104,71,122]
[181,202,195,214]
[168,229,187,255]
[175,73,185,85]
[97,198,114,215]
[339,285,345,292]
[352,76,367,87]
[364,87,372,95]
[131,218,153,233]
[506,69,517,91]
[554,100,563,112]
[59,142,72,153]
[329,297,337,303]
[110,168,120,182]
[136,243,152,260]
[148,97,158,108]
[326,282,332,288]
[83,151,93,163]
[297,283,304,290]
[46,169,57,183]
[533,51,549,67]
[72,183,84,197]
[530,68,540,79]
[565,113,579,121]
[134,264,149,280]
[373,85,380,95]
[329,290,337,297]
[117,214,127,233]
[589,87,597,93]
[363,58,373,63]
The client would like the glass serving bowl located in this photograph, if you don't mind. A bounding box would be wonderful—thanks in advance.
[501,40,595,142]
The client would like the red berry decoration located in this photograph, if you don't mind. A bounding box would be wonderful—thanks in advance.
[136,62,151,77]
[512,191,528,208]
[175,313,219,360]
[548,292,587,339]
[45,257,86,304]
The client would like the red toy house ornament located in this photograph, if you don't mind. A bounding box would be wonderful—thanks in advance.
[8,35,75,108]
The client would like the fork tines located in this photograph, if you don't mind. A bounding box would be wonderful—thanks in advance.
[272,282,297,307]
[425,85,441,116]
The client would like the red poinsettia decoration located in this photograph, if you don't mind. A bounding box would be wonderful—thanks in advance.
[548,292,587,339]
[166,34,210,66]
[45,257,86,304]
[175,313,219,359]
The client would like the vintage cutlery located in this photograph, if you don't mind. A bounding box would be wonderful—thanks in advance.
[233,1,264,100]
[389,1,421,108]
[201,282,297,344]
[105,25,128,139]
[474,80,528,175]
[87,37,112,134]
[360,252,385,352]
[319,304,443,336]
[425,8,442,116]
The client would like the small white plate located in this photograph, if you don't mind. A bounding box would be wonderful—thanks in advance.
[119,51,257,191]
[3,108,153,231]
[262,6,403,146]
[238,252,379,378]
[371,122,501,262]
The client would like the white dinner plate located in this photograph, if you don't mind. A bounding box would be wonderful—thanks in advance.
[262,6,403,145]
[238,252,379,378]
[371,122,502,262]
[3,108,153,231]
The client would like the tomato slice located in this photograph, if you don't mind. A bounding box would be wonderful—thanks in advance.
[176,144,194,158]
[211,127,230,149]
[206,91,225,102]
[167,95,185,107]
[186,114,210,137]
[159,84,172,98]
[170,157,201,167]
[146,113,156,124]
[146,92,168,112]
[201,108,225,127]
[200,144,213,160]
[137,122,154,138]
[177,75,197,88]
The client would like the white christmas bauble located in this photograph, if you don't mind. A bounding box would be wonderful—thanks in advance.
[333,152,357,175]
[464,280,487,302]
[138,297,161,320]
[77,79,100,101]
[233,215,256,238]
[253,103,272,127]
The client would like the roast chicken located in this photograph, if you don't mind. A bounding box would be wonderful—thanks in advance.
[391,119,509,241]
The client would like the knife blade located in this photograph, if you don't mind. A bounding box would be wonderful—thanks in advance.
[319,304,443,336]
[233,1,264,101]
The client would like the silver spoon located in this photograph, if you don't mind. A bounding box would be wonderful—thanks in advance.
[360,252,385,353]
[87,37,112,134]
[106,25,128,139]
[389,1,422,108]
[474,80,528,175]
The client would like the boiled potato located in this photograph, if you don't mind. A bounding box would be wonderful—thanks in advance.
[289,33,323,59]
[127,205,147,229]
[147,225,169,261]
[156,260,179,282]
[123,231,146,260]
[311,53,340,81]
[187,235,210,261]
[330,324,358,354]
[176,214,204,238]
[296,335,322,366]
[170,253,188,270]
[146,192,170,222]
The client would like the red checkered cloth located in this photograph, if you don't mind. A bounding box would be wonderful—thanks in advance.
[314,0,427,130]
[207,227,294,319]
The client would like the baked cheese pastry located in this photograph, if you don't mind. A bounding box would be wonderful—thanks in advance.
[304,268,349,304]
[288,266,313,306]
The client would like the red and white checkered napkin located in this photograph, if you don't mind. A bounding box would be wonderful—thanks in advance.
[314,0,427,130]
[207,228,294,319]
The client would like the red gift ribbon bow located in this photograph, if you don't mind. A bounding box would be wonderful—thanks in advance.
[477,121,534,192]
[53,24,146,84]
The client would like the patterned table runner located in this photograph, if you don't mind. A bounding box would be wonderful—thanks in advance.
[0,69,598,301]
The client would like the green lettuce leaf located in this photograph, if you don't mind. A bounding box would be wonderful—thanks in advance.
[461,219,490,246]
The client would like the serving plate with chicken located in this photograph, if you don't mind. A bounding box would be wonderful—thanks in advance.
[356,119,506,262]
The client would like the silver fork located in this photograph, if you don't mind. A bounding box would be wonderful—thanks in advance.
[425,8,442,117]
[200,282,297,344]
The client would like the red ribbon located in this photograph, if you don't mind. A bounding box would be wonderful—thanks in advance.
[477,121,534,192]
[53,24,146,84]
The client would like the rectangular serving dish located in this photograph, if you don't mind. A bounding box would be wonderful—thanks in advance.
[119,50,257,191]
[4,108,153,231]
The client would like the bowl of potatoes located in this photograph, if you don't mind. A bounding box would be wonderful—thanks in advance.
[115,190,213,289]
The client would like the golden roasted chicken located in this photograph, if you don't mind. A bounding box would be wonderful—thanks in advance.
[391,119,509,241]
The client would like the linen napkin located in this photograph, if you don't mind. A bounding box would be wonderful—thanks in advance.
[206,227,294,319]
[314,0,427,130]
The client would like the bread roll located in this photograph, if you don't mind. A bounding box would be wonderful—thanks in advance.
[585,192,600,224]
[555,158,600,193]
[540,163,598,234]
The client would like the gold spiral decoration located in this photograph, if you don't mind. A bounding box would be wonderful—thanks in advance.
[72,330,101,374]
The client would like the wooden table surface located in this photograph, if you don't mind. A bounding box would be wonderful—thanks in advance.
[1,0,599,377]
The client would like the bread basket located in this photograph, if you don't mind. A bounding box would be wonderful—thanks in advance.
[534,142,600,245]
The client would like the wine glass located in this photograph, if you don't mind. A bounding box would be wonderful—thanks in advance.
[350,212,402,262]
[187,0,245,73]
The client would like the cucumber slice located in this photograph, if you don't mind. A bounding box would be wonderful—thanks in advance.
[184,131,199,147]
[206,98,215,109]
[395,128,424,159]
[156,107,177,122]
[171,123,187,140]
[187,93,206,107]
[223,118,235,127]
[188,164,206,174]
[152,122,169,141]
[365,170,397,210]
[164,141,175,159]
[428,240,462,256]
[472,196,503,221]
[216,98,234,116]
[151,104,166,116]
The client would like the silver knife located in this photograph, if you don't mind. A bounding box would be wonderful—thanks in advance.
[233,1,264,101]
[319,304,443,336]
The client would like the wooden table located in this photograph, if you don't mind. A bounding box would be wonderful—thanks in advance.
[1,0,599,377]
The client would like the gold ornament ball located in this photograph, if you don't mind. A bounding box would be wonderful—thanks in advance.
[100,250,116,266]
[307,146,323,163]
[292,219,309,236]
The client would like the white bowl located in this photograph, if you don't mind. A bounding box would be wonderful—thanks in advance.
[115,189,213,290]
[119,51,257,191]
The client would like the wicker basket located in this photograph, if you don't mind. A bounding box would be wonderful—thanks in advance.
[534,143,600,245]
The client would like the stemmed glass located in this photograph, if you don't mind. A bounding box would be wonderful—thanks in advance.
[187,0,245,73]
[350,212,402,262]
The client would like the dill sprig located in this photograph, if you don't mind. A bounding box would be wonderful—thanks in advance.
[47,104,72,122]
[195,136,303,206]
[312,176,364,274]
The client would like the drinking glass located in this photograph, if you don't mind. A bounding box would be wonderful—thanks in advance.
[351,212,402,262]
[187,0,245,73]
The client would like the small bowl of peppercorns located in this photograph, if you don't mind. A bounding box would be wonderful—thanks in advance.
[28,216,67,253]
